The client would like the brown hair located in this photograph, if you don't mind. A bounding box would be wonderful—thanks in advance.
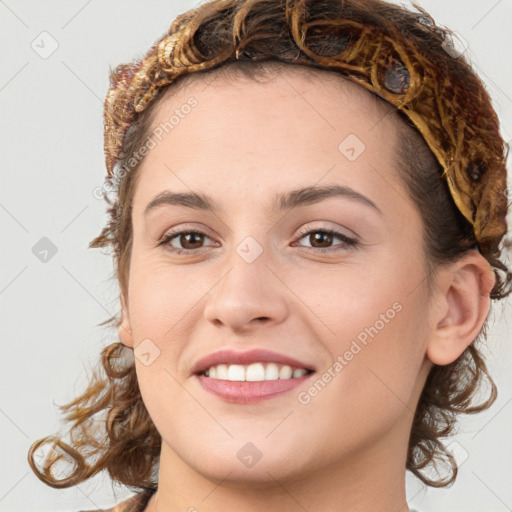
[28,0,511,492]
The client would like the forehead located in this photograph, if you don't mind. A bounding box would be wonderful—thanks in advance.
[130,63,404,216]
[151,61,395,126]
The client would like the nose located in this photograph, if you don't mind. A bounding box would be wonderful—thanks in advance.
[203,246,289,333]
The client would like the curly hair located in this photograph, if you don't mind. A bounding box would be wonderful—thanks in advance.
[28,0,511,493]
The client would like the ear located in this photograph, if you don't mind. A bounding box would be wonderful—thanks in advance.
[426,250,495,366]
[119,293,134,348]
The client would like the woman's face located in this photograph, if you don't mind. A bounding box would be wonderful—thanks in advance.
[120,65,436,484]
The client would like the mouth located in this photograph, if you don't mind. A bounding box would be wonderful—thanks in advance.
[191,348,317,403]
[197,362,315,381]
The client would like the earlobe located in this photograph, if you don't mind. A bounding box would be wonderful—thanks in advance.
[119,293,134,348]
[426,251,495,366]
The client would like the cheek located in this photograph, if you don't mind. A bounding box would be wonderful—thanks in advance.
[286,248,426,346]
[288,253,428,414]
[291,300,426,465]
[127,256,203,338]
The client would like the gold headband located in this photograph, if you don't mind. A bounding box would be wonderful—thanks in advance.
[103,0,509,257]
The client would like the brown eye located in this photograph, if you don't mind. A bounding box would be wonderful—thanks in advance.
[308,231,333,248]
[295,228,358,252]
[177,232,205,250]
[159,229,216,253]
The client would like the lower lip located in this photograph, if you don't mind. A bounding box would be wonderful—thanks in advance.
[195,373,315,404]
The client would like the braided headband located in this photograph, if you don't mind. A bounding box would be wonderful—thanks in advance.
[103,0,509,256]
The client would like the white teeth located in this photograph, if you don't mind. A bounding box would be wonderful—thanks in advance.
[216,364,228,379]
[227,364,245,381]
[203,363,311,381]
[246,363,265,381]
[279,365,293,379]
[265,363,279,380]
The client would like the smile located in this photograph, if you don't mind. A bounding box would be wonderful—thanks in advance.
[191,348,317,403]
[201,362,313,381]
[195,364,315,404]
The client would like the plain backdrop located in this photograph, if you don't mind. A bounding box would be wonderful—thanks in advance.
[1,1,511,511]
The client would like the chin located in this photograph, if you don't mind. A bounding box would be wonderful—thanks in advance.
[191,452,309,488]
[163,433,317,485]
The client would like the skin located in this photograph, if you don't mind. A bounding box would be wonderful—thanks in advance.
[118,63,495,512]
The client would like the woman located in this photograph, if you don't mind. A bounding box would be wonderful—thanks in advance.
[28,0,511,511]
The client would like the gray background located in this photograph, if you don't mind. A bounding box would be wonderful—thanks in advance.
[1,1,511,511]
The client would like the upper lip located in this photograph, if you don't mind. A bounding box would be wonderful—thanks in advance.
[191,348,317,375]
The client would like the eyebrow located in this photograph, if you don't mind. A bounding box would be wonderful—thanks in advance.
[144,184,382,216]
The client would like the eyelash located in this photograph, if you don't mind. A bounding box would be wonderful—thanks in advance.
[158,225,358,255]
[294,226,358,252]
